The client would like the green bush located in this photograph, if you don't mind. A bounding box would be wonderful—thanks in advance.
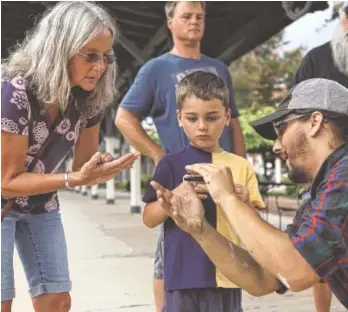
[239,106,275,152]
[282,176,301,198]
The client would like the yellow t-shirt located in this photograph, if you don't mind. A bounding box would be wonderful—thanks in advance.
[213,151,264,288]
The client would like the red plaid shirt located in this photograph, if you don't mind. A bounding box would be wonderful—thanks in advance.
[287,144,348,309]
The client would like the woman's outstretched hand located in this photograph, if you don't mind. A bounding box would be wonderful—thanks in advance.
[74,152,139,186]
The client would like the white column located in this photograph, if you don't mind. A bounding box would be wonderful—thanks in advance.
[91,184,99,200]
[121,143,129,183]
[81,185,88,196]
[105,137,116,204]
[130,146,142,213]
[275,157,282,184]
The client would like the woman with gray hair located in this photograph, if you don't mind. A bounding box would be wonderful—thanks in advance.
[1,2,137,311]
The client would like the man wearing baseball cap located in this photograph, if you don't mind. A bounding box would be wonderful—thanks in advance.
[150,78,348,309]
[292,5,348,309]
[251,78,348,139]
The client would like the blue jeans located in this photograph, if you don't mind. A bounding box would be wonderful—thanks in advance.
[1,209,71,301]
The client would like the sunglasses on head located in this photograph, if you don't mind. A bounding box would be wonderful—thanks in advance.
[78,51,116,65]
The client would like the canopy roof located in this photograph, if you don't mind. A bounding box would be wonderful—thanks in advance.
[2,1,328,91]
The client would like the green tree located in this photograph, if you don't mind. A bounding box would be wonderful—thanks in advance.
[230,30,304,152]
[238,106,274,152]
[230,31,304,109]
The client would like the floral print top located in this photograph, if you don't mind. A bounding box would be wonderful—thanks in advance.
[1,75,103,214]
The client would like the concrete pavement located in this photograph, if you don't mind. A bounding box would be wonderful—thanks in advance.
[11,190,345,312]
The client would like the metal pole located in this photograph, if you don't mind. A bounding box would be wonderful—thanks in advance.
[130,146,142,213]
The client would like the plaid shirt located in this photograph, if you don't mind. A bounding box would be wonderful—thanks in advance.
[287,144,348,309]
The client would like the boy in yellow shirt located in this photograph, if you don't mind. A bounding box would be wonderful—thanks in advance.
[142,70,264,312]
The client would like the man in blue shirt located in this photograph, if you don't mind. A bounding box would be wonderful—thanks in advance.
[115,2,246,311]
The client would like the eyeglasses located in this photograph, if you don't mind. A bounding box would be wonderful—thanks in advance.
[78,51,116,65]
[273,113,309,138]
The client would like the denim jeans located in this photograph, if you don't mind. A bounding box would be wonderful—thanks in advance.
[1,209,71,301]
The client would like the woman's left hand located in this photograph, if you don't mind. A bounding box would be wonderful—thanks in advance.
[77,152,138,186]
[185,164,236,205]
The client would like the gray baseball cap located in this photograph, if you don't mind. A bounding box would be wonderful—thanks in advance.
[250,78,348,140]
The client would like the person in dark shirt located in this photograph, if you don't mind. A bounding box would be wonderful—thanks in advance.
[292,4,348,311]
[293,3,348,87]
[293,41,348,86]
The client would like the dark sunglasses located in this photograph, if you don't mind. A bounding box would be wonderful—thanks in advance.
[78,51,116,65]
[273,113,309,138]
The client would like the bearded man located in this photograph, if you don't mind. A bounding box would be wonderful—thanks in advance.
[151,78,348,310]
[292,4,348,310]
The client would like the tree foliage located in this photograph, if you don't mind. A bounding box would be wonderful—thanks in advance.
[230,31,304,109]
[238,106,275,152]
[230,31,304,152]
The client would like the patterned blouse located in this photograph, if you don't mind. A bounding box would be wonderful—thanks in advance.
[1,75,103,215]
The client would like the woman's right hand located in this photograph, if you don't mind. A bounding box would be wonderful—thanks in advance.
[72,152,139,186]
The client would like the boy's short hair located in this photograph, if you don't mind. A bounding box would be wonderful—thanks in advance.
[176,71,229,110]
[165,1,206,19]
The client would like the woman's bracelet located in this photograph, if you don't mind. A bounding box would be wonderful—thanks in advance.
[64,171,74,189]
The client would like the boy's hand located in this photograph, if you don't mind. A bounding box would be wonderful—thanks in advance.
[185,164,236,205]
[193,183,250,203]
[235,184,250,204]
[191,182,208,200]
[151,181,206,236]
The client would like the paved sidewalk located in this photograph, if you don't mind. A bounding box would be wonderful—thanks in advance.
[11,190,345,312]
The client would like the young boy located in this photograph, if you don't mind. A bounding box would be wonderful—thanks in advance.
[142,71,264,312]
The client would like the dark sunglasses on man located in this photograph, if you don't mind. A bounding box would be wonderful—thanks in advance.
[272,113,309,138]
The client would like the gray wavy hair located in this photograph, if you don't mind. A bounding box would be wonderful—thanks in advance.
[2,1,118,115]
[331,7,348,76]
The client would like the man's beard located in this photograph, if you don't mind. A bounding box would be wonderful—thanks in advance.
[286,131,311,184]
[331,22,348,76]
[287,165,309,184]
